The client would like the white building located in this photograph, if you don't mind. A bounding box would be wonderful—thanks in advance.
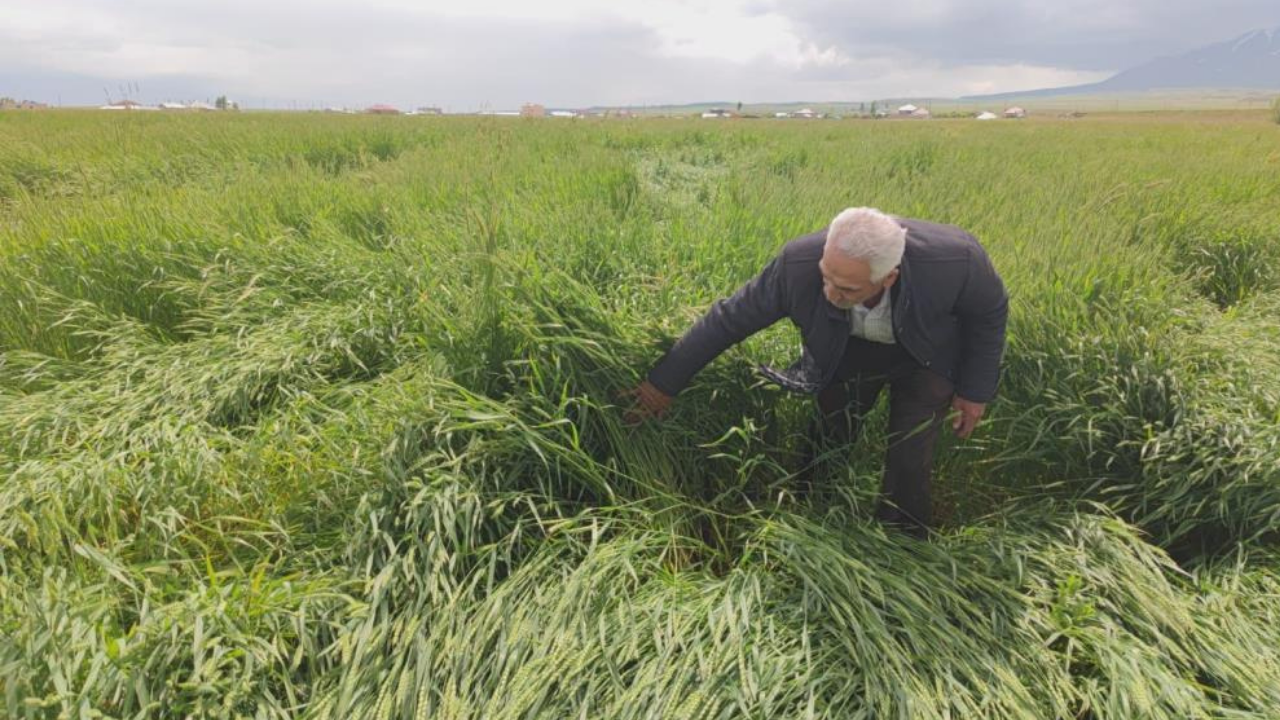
[897,104,918,115]
[976,111,998,120]
[1004,107,1026,119]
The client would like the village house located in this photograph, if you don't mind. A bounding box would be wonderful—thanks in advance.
[0,97,48,110]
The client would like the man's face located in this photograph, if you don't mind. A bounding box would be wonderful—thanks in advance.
[819,243,898,310]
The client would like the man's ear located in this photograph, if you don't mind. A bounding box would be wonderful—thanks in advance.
[881,267,901,289]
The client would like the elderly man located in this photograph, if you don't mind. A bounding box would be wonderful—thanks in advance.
[625,207,1008,537]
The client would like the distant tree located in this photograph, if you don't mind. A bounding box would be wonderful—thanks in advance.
[1273,97,1280,125]
[736,101,742,113]
[859,102,865,113]
[869,101,878,117]
[215,95,228,110]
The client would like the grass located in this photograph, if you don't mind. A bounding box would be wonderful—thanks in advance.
[1,108,1278,718]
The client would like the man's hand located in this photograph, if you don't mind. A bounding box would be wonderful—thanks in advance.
[950,395,986,439]
[620,380,673,425]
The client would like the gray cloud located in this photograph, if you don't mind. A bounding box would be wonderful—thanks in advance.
[782,0,1280,71]
[1,0,1275,107]
[1,4,675,107]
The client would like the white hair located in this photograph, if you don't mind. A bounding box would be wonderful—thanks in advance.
[825,207,906,282]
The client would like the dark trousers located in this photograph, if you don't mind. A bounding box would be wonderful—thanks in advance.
[812,336,955,535]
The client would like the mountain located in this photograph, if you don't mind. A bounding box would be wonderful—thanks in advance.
[965,27,1280,100]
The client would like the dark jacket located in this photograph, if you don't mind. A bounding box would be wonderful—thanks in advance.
[647,217,1009,403]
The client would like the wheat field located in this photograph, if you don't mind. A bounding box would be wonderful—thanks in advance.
[2,109,1279,719]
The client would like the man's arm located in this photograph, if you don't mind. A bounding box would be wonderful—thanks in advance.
[953,245,1009,405]
[646,252,790,397]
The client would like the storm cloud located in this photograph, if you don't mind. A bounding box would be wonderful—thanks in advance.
[782,0,1280,71]
[1,0,1274,108]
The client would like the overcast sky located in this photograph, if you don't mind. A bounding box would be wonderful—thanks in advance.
[3,0,1277,108]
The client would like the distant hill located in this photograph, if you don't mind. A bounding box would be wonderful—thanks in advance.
[966,27,1280,100]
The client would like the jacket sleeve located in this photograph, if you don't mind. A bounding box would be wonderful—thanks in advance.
[954,245,1009,403]
[646,253,789,396]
